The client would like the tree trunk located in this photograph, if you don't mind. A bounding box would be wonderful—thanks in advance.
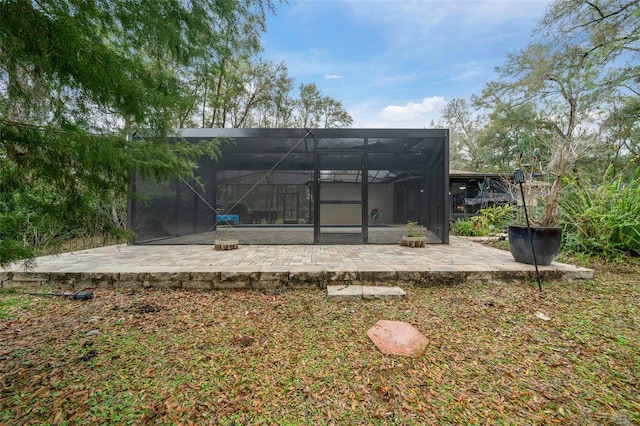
[540,173,562,227]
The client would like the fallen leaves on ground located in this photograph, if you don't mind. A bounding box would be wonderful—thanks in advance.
[1,258,639,424]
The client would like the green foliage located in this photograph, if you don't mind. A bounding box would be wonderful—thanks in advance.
[452,217,489,236]
[453,205,516,237]
[0,0,266,128]
[0,0,257,266]
[479,204,517,233]
[0,0,353,267]
[452,218,475,236]
[0,293,31,320]
[560,165,640,258]
[404,220,426,237]
[603,96,640,167]
[442,1,639,225]
[295,83,353,129]
[474,0,640,227]
[438,98,486,171]
[0,122,221,266]
[178,52,352,128]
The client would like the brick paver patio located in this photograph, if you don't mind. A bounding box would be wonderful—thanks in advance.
[1,236,594,291]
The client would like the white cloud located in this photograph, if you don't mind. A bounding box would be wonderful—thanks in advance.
[350,96,447,128]
[324,74,344,80]
[381,96,446,125]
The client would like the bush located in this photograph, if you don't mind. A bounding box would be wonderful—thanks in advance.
[452,217,489,236]
[479,204,517,233]
[452,204,516,237]
[560,166,640,258]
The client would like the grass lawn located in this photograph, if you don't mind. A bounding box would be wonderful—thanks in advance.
[1,258,638,425]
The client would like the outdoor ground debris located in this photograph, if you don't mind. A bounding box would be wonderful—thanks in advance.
[1,258,638,424]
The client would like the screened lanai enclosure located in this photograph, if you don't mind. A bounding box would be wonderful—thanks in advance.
[129,128,449,245]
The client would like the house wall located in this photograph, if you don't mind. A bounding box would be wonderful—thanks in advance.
[368,183,394,224]
[319,183,360,225]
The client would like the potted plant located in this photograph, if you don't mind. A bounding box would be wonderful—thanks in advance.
[481,30,605,265]
[214,226,239,251]
[401,221,427,248]
[508,148,564,265]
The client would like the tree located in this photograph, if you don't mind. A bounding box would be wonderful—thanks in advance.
[0,0,272,266]
[480,30,612,226]
[252,66,296,127]
[293,83,352,129]
[604,96,640,160]
[438,98,487,171]
[540,0,640,173]
[196,15,266,129]
[204,58,294,128]
[481,0,640,227]
[319,97,353,129]
[540,0,640,65]
[174,56,351,129]
[474,101,548,173]
[295,83,323,128]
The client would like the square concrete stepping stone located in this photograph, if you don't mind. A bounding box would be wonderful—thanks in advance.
[327,285,362,301]
[327,285,406,301]
[362,286,405,300]
[367,320,428,357]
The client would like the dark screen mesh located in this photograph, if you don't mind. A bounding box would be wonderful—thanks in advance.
[130,128,449,245]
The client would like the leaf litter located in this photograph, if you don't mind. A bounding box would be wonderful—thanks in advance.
[0,259,639,424]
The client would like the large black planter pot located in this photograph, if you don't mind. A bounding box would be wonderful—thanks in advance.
[508,225,562,265]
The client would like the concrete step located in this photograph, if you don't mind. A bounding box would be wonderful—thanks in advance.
[327,285,406,301]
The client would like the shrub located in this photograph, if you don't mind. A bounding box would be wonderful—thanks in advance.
[560,166,640,258]
[452,217,489,236]
[479,204,517,233]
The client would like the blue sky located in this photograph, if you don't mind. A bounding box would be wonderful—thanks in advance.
[262,0,553,127]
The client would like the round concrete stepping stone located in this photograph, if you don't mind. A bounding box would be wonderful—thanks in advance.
[367,320,428,357]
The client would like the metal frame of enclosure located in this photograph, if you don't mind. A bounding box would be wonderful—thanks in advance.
[129,128,449,245]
